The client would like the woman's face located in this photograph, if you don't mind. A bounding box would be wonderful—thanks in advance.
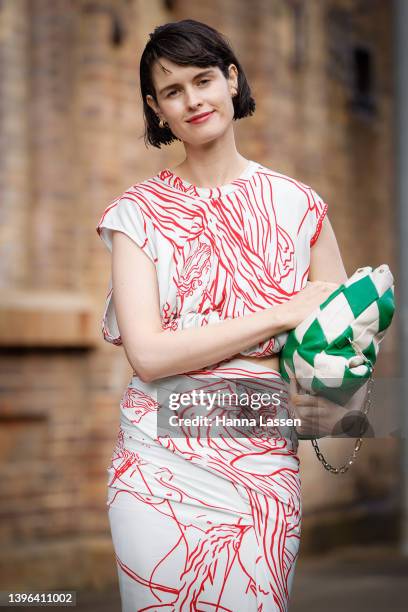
[146,58,239,146]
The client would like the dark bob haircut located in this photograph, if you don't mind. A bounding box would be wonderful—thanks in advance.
[139,19,256,149]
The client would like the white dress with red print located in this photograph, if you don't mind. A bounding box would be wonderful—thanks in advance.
[96,159,328,611]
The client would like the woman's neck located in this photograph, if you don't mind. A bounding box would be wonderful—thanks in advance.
[173,129,249,188]
[173,156,250,188]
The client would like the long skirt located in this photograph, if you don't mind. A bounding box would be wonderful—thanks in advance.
[106,358,302,611]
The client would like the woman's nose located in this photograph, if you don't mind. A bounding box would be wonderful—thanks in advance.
[185,87,203,109]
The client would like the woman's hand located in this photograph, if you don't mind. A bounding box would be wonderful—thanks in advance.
[287,369,370,438]
[286,281,341,329]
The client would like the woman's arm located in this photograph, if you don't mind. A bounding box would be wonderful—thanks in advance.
[111,231,336,382]
[308,216,348,284]
[289,215,370,433]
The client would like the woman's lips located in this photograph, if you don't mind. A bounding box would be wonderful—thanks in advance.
[187,111,215,124]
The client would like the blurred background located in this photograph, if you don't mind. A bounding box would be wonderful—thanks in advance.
[0,0,407,610]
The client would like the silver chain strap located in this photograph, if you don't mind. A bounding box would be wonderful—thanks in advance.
[310,374,374,474]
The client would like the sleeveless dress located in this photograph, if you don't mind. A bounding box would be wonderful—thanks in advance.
[96,159,328,611]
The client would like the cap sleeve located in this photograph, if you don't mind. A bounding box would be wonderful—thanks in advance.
[307,187,328,247]
[96,195,157,261]
[96,194,157,346]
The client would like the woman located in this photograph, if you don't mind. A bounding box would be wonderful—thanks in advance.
[96,19,347,612]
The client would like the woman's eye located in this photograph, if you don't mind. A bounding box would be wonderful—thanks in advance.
[166,80,209,98]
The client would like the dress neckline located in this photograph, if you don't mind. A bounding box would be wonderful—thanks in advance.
[155,159,259,199]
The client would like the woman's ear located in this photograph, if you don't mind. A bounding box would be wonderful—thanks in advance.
[228,64,239,95]
[146,94,160,116]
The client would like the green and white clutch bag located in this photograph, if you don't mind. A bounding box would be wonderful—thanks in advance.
[279,264,395,406]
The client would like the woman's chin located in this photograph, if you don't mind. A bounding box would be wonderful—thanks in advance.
[185,126,231,145]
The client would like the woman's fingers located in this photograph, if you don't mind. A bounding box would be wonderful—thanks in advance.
[286,369,358,437]
[287,367,297,394]
[287,368,319,406]
[293,393,319,406]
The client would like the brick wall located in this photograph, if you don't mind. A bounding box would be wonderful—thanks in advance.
[0,0,398,591]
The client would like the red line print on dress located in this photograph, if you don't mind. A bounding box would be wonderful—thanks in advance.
[97,162,330,610]
[107,370,301,609]
[97,165,327,358]
[120,387,158,424]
